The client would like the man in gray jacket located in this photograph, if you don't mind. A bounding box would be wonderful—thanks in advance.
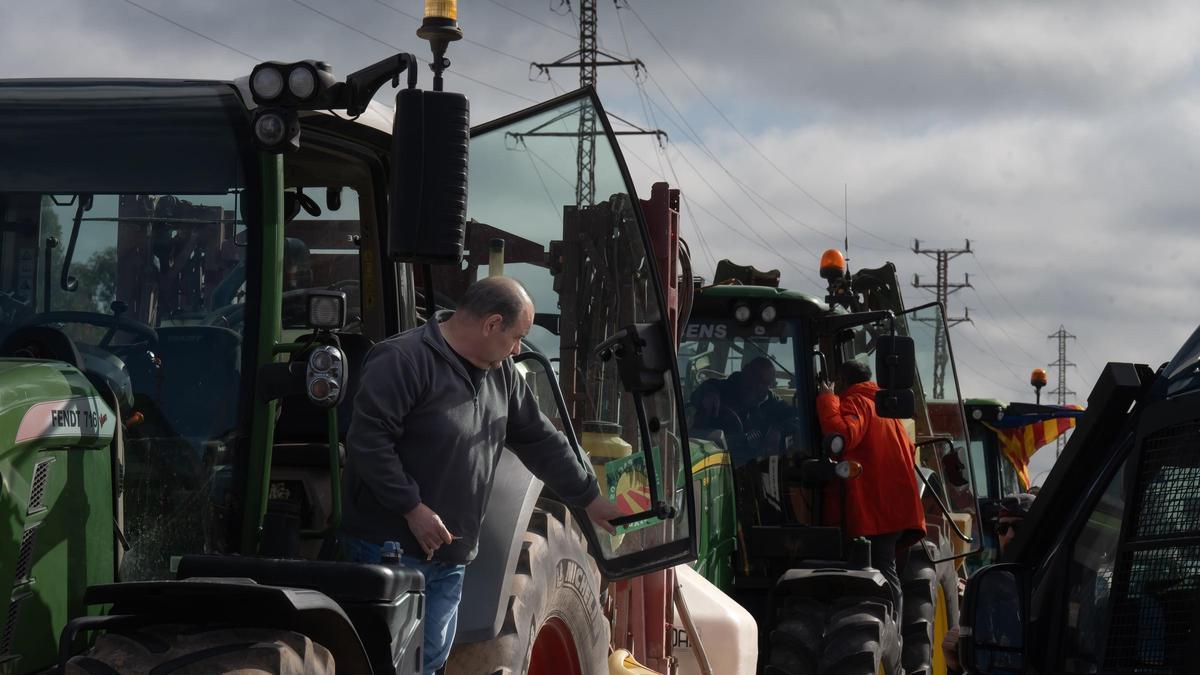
[341,275,622,674]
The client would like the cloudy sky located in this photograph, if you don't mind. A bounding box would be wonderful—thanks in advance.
[5,0,1199,483]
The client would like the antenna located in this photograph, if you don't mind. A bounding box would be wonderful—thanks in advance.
[844,183,849,257]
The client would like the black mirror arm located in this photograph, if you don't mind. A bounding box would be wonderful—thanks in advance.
[342,53,419,116]
[512,351,586,470]
[915,466,974,544]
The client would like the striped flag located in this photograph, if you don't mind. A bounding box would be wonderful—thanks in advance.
[983,404,1084,489]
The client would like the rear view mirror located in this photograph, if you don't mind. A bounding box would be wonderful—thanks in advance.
[875,334,915,390]
[875,388,915,419]
[961,564,1028,674]
[388,88,470,264]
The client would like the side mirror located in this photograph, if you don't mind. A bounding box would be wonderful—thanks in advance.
[875,388,915,419]
[388,88,470,264]
[960,563,1028,674]
[875,334,915,390]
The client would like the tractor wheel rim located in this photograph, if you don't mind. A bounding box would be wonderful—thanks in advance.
[528,616,582,675]
[932,583,950,675]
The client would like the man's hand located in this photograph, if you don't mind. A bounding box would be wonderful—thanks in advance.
[817,380,835,396]
[700,391,721,417]
[404,503,456,559]
[942,625,961,670]
[584,495,624,534]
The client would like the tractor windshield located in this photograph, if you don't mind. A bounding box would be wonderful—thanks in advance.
[0,82,257,579]
[678,318,811,465]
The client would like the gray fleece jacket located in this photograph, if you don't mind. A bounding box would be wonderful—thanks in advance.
[340,312,600,564]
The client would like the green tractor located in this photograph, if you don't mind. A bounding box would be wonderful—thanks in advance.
[0,35,698,675]
[675,257,983,675]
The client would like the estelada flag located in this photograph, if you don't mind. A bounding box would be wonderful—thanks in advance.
[983,404,1085,489]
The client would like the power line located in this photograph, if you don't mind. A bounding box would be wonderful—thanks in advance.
[485,0,578,40]
[623,0,905,250]
[966,284,1041,364]
[118,0,262,62]
[970,251,1045,336]
[637,83,826,261]
[371,0,531,66]
[287,0,539,103]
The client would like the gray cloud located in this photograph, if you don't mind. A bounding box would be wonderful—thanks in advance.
[4,0,1199,481]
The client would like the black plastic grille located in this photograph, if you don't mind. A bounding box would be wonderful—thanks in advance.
[0,594,23,654]
[1105,421,1200,671]
[27,458,53,514]
[1133,422,1200,539]
[13,527,37,585]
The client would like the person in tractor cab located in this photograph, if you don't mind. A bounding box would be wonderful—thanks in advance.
[817,360,925,618]
[339,275,624,674]
[943,492,1035,673]
[690,356,799,465]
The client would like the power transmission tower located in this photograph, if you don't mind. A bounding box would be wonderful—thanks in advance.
[912,240,972,399]
[1048,325,1077,456]
[532,0,664,205]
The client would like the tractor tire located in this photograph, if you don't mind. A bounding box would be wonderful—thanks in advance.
[765,595,903,675]
[900,544,960,675]
[446,498,609,675]
[64,625,334,674]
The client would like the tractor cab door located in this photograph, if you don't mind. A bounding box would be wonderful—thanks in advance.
[436,88,695,579]
[895,301,983,565]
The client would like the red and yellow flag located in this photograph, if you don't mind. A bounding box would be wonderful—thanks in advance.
[984,406,1082,489]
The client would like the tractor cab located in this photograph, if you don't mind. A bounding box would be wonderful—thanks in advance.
[675,255,983,673]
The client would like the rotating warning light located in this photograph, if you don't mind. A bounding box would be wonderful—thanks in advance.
[820,249,847,280]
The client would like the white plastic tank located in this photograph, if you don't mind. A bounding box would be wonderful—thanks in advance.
[671,564,758,675]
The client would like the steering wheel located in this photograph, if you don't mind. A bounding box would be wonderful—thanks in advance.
[22,311,159,349]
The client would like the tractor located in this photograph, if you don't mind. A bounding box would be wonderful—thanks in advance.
[672,256,983,675]
[0,7,700,673]
[956,330,1200,673]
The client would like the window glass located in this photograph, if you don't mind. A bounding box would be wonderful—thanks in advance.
[1061,459,1127,670]
[678,319,807,466]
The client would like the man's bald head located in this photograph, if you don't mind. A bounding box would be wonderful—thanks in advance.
[458,276,533,328]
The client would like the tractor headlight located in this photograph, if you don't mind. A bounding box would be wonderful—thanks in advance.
[733,303,752,324]
[306,290,347,330]
[306,345,346,408]
[760,304,778,323]
[254,112,288,146]
[288,65,317,100]
[251,65,285,101]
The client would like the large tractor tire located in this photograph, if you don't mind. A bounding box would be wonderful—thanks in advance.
[765,595,903,675]
[447,498,609,675]
[64,625,334,674]
[900,544,960,675]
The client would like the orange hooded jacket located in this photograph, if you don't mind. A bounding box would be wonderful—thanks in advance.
[817,381,926,540]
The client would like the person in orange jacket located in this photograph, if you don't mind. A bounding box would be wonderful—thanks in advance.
[817,360,926,618]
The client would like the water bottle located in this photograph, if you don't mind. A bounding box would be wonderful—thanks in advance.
[381,540,403,565]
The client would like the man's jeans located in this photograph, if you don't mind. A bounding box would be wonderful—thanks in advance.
[867,531,904,621]
[343,535,467,674]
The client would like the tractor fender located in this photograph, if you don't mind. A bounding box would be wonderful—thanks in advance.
[455,450,544,644]
[770,567,894,609]
[74,578,373,672]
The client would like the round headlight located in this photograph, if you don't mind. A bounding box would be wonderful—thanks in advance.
[760,304,778,323]
[829,435,845,455]
[254,113,287,146]
[733,304,752,323]
[251,67,284,100]
[309,378,331,399]
[971,408,983,420]
[310,349,334,373]
[288,66,317,99]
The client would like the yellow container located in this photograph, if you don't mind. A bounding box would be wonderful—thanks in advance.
[581,421,633,495]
